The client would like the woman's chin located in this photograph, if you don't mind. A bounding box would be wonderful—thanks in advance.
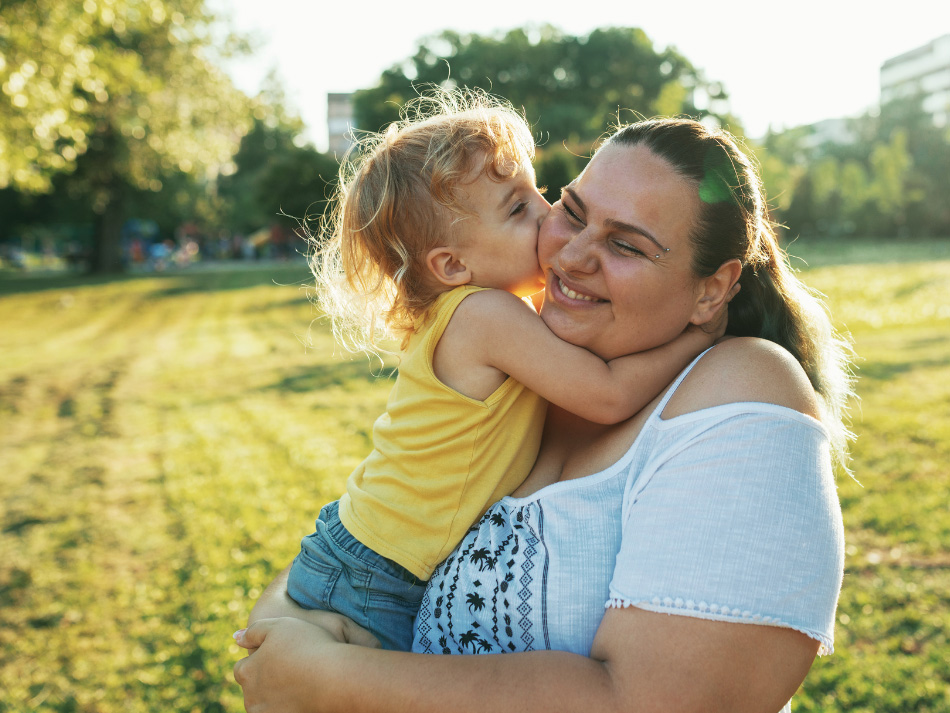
[539,288,601,349]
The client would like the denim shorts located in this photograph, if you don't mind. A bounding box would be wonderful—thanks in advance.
[286,500,427,651]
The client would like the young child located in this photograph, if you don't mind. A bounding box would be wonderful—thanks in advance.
[285,90,720,651]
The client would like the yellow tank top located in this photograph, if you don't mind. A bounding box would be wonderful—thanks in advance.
[338,285,547,579]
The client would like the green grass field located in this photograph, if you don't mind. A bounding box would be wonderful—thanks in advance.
[1,240,948,712]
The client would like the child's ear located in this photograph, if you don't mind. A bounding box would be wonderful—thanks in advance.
[690,258,742,325]
[426,247,472,287]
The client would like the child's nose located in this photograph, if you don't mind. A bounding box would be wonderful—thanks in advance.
[535,196,552,223]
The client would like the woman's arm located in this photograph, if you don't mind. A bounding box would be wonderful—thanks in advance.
[234,607,817,713]
[247,564,297,625]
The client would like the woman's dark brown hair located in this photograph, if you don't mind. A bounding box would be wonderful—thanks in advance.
[605,119,855,471]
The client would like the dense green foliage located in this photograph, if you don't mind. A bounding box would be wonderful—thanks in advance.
[4,12,947,274]
[762,97,950,240]
[216,115,339,237]
[353,26,731,141]
[1,241,949,711]
[0,0,255,271]
[352,25,734,202]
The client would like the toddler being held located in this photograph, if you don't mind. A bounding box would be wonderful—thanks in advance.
[285,90,721,650]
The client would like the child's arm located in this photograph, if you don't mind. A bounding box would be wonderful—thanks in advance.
[446,290,722,424]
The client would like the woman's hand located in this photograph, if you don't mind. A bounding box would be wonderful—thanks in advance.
[234,610,380,651]
[234,617,341,713]
[234,565,381,711]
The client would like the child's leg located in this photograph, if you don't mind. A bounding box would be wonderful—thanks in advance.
[286,500,426,651]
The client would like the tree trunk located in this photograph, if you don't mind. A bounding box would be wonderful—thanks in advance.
[89,185,125,274]
[88,125,125,274]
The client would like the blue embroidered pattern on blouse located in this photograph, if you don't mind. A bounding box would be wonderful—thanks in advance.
[414,502,549,654]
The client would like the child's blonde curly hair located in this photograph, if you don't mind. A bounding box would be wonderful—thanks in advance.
[312,87,536,355]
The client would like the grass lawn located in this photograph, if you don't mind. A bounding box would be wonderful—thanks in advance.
[1,240,948,712]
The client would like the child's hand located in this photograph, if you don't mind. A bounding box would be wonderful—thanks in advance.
[683,321,721,350]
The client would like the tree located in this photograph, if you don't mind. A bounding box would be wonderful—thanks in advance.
[355,26,732,142]
[868,129,917,236]
[760,92,949,240]
[217,99,341,248]
[876,96,950,236]
[0,0,252,272]
[351,26,737,200]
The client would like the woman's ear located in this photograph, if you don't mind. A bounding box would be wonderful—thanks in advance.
[426,247,472,287]
[691,258,742,326]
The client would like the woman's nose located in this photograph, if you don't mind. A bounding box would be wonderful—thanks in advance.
[556,231,597,274]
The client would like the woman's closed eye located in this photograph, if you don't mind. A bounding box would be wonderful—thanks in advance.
[510,201,528,217]
[610,239,645,257]
[559,200,585,226]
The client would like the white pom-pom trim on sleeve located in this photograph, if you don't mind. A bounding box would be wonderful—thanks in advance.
[605,597,834,656]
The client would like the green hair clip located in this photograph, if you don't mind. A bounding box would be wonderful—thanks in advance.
[698,150,735,204]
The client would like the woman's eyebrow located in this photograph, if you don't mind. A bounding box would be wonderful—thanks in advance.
[563,186,668,252]
[562,186,584,211]
[603,218,667,252]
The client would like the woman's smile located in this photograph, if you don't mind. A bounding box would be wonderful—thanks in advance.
[552,273,606,303]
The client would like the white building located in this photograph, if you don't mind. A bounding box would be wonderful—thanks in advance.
[327,93,355,156]
[880,33,950,127]
[800,117,857,151]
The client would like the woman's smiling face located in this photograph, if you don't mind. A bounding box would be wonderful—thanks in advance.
[538,143,706,361]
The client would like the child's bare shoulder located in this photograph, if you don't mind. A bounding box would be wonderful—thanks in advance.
[452,288,537,325]
[435,289,526,397]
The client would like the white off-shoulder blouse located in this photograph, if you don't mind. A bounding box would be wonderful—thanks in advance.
[412,351,845,712]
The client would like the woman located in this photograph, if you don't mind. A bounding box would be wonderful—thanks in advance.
[234,118,853,713]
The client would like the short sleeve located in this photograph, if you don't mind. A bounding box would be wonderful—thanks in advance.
[608,408,845,654]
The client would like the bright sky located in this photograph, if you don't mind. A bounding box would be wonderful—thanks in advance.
[214,0,948,151]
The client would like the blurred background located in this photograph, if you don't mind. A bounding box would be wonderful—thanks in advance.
[1,1,949,711]
[1,0,948,274]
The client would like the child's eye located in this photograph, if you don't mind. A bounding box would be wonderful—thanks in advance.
[510,201,528,216]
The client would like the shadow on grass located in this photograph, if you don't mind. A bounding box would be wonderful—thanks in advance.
[893,276,950,300]
[266,361,397,394]
[786,237,950,269]
[0,262,312,297]
[242,294,312,313]
[859,337,950,382]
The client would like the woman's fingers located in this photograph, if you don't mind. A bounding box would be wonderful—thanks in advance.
[248,609,382,648]
[233,617,345,713]
[234,618,276,650]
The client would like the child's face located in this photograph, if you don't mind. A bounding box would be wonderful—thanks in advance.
[451,161,551,298]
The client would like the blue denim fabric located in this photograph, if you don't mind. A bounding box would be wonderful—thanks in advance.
[286,500,426,651]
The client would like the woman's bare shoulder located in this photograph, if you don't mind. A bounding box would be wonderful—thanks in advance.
[662,337,821,420]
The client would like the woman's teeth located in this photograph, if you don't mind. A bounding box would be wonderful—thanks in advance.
[558,278,600,302]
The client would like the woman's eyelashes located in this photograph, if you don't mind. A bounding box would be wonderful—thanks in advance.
[610,239,645,257]
[560,200,584,225]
